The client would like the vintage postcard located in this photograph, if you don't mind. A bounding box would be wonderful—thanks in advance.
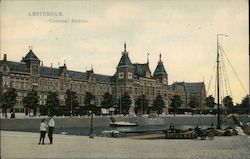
[0,0,249,159]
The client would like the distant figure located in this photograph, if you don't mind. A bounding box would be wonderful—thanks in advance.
[48,115,55,144]
[10,112,15,118]
[39,119,48,145]
[169,123,175,130]
[247,122,250,126]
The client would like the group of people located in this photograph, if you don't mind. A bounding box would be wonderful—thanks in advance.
[39,115,55,145]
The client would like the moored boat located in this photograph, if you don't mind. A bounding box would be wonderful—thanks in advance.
[164,129,197,139]
[109,117,137,127]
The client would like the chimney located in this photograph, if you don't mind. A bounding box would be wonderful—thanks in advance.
[3,54,7,61]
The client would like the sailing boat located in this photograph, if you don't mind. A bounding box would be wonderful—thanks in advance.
[215,34,228,129]
[214,34,248,129]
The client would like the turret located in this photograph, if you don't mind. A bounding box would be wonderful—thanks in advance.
[153,53,168,85]
[116,42,134,82]
[22,46,40,75]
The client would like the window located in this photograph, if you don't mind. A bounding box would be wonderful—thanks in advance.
[15,108,20,113]
[60,95,64,100]
[145,71,150,78]
[163,78,167,84]
[20,108,24,113]
[128,72,132,79]
[118,72,124,79]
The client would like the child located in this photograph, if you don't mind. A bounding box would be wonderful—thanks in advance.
[39,119,48,145]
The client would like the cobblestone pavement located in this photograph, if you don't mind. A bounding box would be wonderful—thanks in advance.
[1,131,250,159]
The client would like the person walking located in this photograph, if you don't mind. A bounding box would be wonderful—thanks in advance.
[48,115,55,144]
[39,119,48,145]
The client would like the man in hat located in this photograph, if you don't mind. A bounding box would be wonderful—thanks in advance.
[48,115,55,144]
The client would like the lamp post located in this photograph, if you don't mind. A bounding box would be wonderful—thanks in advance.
[141,83,143,116]
[119,85,122,116]
[70,84,73,118]
[89,98,95,138]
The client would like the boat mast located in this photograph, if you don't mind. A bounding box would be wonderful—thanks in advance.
[216,34,228,129]
[216,34,221,129]
[249,43,250,114]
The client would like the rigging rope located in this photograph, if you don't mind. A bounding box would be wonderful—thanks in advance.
[221,52,228,95]
[207,63,216,95]
[220,48,233,97]
[221,47,248,94]
[219,65,225,99]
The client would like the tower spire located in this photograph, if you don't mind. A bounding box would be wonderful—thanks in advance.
[159,53,162,62]
[28,45,33,51]
[124,41,126,52]
[147,53,149,64]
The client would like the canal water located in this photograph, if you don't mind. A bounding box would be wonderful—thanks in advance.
[10,124,235,137]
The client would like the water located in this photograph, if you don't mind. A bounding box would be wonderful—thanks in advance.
[11,124,235,137]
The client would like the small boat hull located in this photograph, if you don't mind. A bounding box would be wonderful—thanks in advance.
[165,130,197,139]
[110,122,137,127]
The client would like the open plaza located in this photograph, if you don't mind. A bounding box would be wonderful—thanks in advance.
[1,131,250,159]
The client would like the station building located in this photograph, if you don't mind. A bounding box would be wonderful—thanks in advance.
[0,43,206,115]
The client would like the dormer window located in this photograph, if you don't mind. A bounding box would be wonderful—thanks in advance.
[118,72,124,79]
[163,78,166,84]
[128,72,132,79]
[145,71,150,78]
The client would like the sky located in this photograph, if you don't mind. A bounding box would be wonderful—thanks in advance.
[0,0,249,103]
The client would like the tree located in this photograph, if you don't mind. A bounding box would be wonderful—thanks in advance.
[23,90,39,116]
[188,97,199,114]
[101,92,115,109]
[118,92,132,114]
[152,95,165,114]
[205,95,216,109]
[222,96,233,114]
[240,95,250,108]
[135,95,149,114]
[84,92,95,107]
[170,95,182,116]
[45,92,60,115]
[0,88,17,117]
[240,95,250,114]
[65,90,79,112]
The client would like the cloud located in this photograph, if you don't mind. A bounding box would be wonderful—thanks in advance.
[2,18,60,40]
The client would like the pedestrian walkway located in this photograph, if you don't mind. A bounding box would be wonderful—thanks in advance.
[1,131,250,159]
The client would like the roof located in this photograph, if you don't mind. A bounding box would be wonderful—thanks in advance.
[133,63,149,77]
[40,67,61,78]
[23,50,40,61]
[185,82,204,92]
[117,52,133,67]
[171,82,205,92]
[95,74,115,84]
[41,67,114,84]
[6,61,29,74]
[117,42,133,67]
[153,54,167,76]
[153,61,167,75]
[1,60,114,84]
